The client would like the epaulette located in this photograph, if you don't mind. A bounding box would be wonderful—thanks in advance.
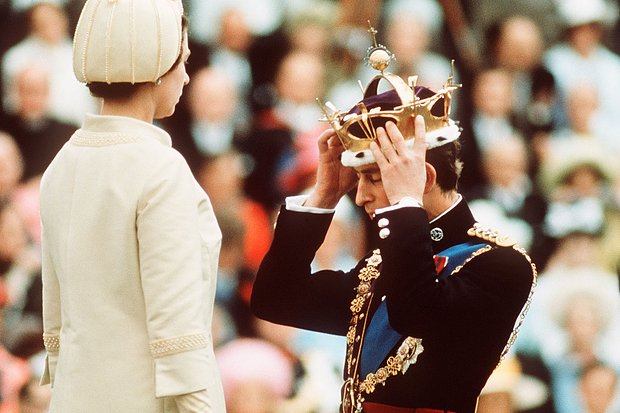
[467,223,517,248]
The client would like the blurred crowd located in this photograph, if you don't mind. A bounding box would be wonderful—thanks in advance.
[0,0,620,412]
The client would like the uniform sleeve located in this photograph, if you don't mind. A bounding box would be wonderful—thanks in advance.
[136,153,215,398]
[40,222,61,386]
[251,207,358,335]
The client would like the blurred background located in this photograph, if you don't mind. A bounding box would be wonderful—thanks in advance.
[0,0,619,412]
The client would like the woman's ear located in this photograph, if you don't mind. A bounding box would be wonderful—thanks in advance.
[424,162,437,194]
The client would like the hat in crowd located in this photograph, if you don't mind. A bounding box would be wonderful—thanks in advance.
[318,25,461,167]
[215,338,294,402]
[543,197,605,239]
[538,139,617,196]
[72,0,184,84]
[555,0,618,28]
[480,356,549,411]
[548,267,620,331]
[384,0,445,35]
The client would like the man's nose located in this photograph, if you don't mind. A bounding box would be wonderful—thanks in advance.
[355,181,370,207]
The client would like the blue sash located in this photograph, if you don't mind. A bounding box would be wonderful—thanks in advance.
[359,242,487,376]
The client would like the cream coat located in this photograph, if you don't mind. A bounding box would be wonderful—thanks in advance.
[40,115,226,412]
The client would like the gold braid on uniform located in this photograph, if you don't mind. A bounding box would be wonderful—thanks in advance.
[341,250,424,413]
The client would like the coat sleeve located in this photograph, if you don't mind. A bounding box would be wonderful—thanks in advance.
[136,152,219,401]
[173,389,212,412]
[251,207,360,336]
[40,222,61,386]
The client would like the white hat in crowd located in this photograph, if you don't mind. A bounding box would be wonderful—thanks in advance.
[555,0,619,28]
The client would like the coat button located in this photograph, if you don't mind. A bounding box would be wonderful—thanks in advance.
[379,228,390,239]
[377,217,389,228]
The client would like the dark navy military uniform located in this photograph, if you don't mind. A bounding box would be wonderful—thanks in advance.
[251,198,536,413]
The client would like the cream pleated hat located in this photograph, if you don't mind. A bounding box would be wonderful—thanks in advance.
[73,0,184,84]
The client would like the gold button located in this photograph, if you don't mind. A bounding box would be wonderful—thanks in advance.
[379,228,390,239]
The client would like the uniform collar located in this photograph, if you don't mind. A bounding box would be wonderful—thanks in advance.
[428,195,477,254]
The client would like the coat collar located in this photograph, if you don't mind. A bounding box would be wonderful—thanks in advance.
[77,114,172,147]
[429,196,477,254]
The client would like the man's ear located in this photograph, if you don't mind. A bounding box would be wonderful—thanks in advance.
[424,163,437,194]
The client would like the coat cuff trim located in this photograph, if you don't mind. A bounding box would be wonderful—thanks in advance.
[150,332,209,358]
[43,333,60,352]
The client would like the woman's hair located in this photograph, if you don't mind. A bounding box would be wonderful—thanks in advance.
[426,141,463,192]
[87,15,188,100]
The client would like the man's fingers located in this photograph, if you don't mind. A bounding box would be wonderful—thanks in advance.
[376,124,399,161]
[386,121,408,156]
[370,135,388,169]
[412,115,427,155]
[317,128,337,146]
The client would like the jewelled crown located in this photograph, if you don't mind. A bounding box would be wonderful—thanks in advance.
[318,24,461,167]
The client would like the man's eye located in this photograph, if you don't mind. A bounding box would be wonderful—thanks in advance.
[369,176,382,184]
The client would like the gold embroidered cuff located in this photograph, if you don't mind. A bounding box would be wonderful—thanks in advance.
[43,334,60,352]
[149,333,209,358]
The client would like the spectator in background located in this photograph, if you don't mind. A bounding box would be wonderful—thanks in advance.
[515,138,620,413]
[252,318,344,413]
[543,0,620,147]
[283,1,336,57]
[272,51,326,137]
[543,83,620,158]
[196,151,272,274]
[0,65,76,182]
[538,139,620,273]
[548,278,620,413]
[382,0,456,93]
[579,362,620,413]
[1,2,98,126]
[18,377,51,413]
[212,209,261,338]
[514,263,620,413]
[185,0,283,48]
[325,26,373,110]
[0,337,30,413]
[466,134,549,266]
[241,51,325,211]
[0,132,23,202]
[0,198,42,349]
[485,15,556,136]
[216,337,294,413]
[0,202,32,413]
[165,66,247,174]
[477,355,550,413]
[210,8,254,116]
[459,67,517,191]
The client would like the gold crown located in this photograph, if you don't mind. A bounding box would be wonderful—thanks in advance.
[318,24,461,167]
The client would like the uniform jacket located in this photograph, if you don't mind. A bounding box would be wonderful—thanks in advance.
[251,199,536,413]
[40,114,226,412]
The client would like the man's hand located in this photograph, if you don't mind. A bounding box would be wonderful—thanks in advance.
[370,116,428,205]
[304,128,358,209]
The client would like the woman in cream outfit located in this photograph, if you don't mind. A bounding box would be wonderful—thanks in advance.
[39,0,226,411]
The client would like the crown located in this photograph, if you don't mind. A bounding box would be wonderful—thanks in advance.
[318,24,461,167]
